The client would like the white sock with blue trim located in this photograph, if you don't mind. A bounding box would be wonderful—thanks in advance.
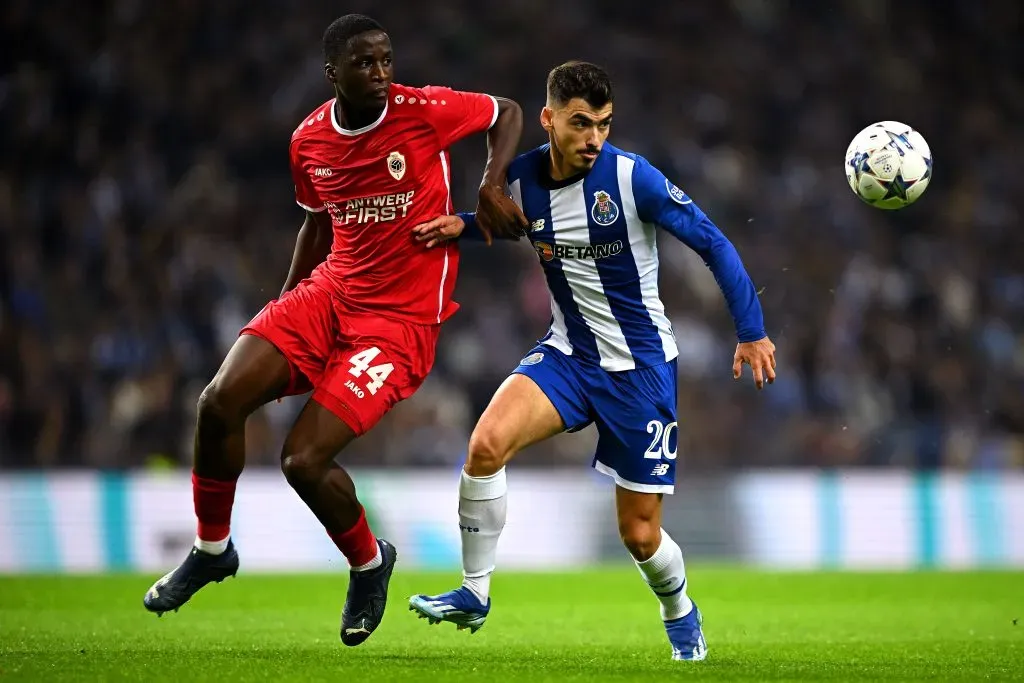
[458,468,507,604]
[634,529,693,621]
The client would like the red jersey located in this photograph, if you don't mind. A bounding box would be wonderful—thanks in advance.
[289,84,499,324]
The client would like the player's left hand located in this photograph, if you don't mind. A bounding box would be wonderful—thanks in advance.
[412,215,466,248]
[733,337,777,390]
[476,183,528,244]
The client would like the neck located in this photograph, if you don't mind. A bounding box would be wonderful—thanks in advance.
[547,139,578,181]
[334,94,384,131]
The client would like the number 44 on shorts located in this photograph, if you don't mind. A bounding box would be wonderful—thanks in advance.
[347,347,394,396]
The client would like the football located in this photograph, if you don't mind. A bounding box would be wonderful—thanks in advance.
[844,121,932,209]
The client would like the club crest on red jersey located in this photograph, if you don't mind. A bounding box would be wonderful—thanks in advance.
[387,151,406,181]
[591,190,620,225]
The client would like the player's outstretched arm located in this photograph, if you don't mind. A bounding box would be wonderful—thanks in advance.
[475,98,529,243]
[280,210,332,296]
[632,157,776,388]
[411,211,522,248]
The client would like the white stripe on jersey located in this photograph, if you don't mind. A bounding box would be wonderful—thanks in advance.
[615,156,678,363]
[437,151,452,323]
[549,184,634,371]
[510,179,574,357]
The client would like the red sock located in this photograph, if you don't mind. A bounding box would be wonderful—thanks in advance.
[192,472,237,541]
[328,507,379,567]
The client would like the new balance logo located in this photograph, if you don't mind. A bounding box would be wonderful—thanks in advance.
[314,167,333,177]
[530,218,545,232]
[651,463,670,476]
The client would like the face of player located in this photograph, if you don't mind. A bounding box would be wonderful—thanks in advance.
[326,30,394,111]
[541,98,613,178]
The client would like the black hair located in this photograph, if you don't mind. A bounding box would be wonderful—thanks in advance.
[546,61,614,108]
[323,14,386,64]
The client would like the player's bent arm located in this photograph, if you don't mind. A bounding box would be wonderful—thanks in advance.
[279,209,333,296]
[480,98,523,190]
[632,157,765,342]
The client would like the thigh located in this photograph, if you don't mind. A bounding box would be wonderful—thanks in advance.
[312,313,439,436]
[508,345,592,437]
[472,373,566,459]
[591,360,678,494]
[207,334,292,412]
[240,277,337,395]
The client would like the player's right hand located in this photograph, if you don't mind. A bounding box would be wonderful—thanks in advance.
[476,184,528,244]
[733,337,777,390]
[412,215,466,248]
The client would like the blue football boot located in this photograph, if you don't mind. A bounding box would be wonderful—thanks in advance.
[408,586,490,633]
[665,601,708,661]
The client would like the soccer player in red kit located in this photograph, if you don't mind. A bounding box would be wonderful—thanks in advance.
[143,14,528,646]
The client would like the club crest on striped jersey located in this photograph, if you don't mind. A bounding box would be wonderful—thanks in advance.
[387,151,406,180]
[520,351,544,366]
[591,190,620,225]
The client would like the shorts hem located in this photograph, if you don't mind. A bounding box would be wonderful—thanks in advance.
[593,461,675,495]
[311,388,367,436]
[239,327,307,396]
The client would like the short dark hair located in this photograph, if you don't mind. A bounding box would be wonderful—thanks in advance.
[323,14,386,63]
[546,61,614,108]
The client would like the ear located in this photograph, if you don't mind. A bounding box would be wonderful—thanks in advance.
[540,106,554,133]
[324,63,337,85]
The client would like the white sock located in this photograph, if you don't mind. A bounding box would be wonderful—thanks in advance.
[458,468,507,604]
[634,529,693,621]
[351,543,382,572]
[195,534,229,555]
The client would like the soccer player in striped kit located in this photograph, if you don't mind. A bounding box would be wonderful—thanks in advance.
[408,61,776,662]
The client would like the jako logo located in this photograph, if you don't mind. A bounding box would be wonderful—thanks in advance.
[314,168,333,177]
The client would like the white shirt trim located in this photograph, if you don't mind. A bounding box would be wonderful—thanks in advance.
[296,200,326,213]
[436,151,453,323]
[486,95,500,129]
[330,99,388,136]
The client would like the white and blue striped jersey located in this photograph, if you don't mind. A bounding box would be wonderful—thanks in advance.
[461,143,765,372]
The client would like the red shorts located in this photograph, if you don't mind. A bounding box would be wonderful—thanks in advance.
[241,277,440,436]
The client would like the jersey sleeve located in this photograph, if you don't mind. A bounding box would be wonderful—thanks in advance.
[289,139,325,212]
[632,156,766,343]
[421,86,499,149]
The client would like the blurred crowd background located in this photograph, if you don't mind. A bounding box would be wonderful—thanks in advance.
[1,0,1022,471]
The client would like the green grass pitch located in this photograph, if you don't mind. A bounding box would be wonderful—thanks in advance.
[2,568,1021,681]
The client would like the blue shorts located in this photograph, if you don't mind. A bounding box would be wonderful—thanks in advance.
[512,344,679,494]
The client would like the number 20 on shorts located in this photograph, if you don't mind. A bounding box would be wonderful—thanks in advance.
[347,347,394,396]
[644,420,678,460]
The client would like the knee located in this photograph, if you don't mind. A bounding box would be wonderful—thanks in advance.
[280,448,320,488]
[619,512,661,561]
[466,427,510,477]
[196,381,243,429]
